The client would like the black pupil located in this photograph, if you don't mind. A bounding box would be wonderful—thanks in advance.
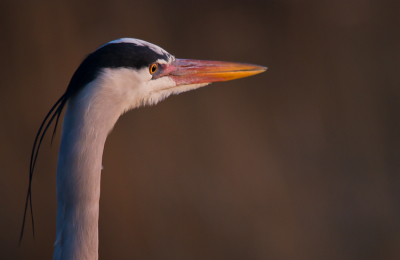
[151,64,156,73]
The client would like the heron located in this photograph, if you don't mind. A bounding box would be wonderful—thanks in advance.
[21,38,266,259]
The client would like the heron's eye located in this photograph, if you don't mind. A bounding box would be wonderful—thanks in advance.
[150,63,158,74]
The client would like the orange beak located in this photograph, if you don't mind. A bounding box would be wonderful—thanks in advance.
[160,59,267,86]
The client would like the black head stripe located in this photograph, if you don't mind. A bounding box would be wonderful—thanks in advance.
[66,42,171,99]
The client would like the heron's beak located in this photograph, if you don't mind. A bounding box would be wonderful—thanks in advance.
[165,59,267,86]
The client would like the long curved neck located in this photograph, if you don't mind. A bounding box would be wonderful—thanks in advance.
[53,73,127,260]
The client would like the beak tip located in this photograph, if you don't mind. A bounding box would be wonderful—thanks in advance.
[254,66,268,75]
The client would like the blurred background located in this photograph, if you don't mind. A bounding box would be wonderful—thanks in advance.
[1,0,399,259]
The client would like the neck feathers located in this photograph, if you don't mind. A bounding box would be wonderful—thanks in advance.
[53,73,127,260]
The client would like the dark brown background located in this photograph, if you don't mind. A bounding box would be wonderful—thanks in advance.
[1,0,399,259]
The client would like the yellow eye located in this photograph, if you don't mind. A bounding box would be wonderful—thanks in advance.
[150,63,158,74]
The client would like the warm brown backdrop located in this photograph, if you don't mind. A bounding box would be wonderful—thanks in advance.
[1,0,399,259]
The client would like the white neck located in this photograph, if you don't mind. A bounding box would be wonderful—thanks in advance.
[52,67,206,259]
[53,71,130,260]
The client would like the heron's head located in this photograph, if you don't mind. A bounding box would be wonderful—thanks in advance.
[66,38,266,113]
[19,39,266,240]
